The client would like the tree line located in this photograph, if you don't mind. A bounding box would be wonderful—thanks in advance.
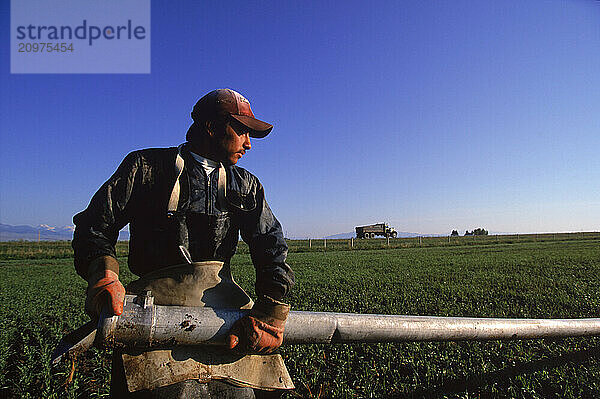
[451,228,488,236]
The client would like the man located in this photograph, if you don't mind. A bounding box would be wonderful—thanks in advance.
[72,89,295,398]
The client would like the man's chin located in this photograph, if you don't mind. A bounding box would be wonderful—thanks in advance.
[228,154,244,165]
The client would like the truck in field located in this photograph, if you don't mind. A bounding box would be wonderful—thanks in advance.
[355,223,398,239]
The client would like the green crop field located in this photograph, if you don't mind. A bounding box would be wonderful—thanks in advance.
[1,235,599,398]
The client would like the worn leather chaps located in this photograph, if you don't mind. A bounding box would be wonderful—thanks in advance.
[109,261,293,399]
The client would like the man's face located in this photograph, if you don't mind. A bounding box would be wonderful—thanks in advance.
[212,118,252,165]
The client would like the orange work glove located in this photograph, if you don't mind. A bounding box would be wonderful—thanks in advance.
[227,295,290,354]
[85,256,125,318]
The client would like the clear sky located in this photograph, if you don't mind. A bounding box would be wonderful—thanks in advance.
[1,0,599,238]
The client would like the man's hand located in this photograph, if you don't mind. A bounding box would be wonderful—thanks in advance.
[227,296,290,354]
[85,256,125,318]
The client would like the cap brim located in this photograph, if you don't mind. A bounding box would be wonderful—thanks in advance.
[231,115,273,138]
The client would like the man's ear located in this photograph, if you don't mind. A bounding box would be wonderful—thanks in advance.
[205,120,215,138]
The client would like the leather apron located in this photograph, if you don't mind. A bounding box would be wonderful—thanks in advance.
[120,261,294,393]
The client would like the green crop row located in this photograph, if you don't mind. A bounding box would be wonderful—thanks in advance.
[1,239,599,398]
[0,241,129,261]
[1,231,598,260]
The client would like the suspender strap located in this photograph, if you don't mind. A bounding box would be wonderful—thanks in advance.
[217,163,227,211]
[167,144,228,214]
[167,144,185,214]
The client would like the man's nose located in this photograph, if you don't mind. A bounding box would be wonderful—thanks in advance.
[243,134,251,150]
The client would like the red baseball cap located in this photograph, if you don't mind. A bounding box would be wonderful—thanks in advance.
[191,89,273,138]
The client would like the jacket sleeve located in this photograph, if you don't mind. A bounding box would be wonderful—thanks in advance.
[72,151,141,279]
[239,182,295,301]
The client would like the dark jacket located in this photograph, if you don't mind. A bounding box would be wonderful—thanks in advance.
[72,144,294,300]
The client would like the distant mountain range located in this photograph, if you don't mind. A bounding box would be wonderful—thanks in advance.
[0,223,129,241]
[0,223,517,242]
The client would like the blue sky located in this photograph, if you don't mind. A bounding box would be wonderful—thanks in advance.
[1,0,599,237]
